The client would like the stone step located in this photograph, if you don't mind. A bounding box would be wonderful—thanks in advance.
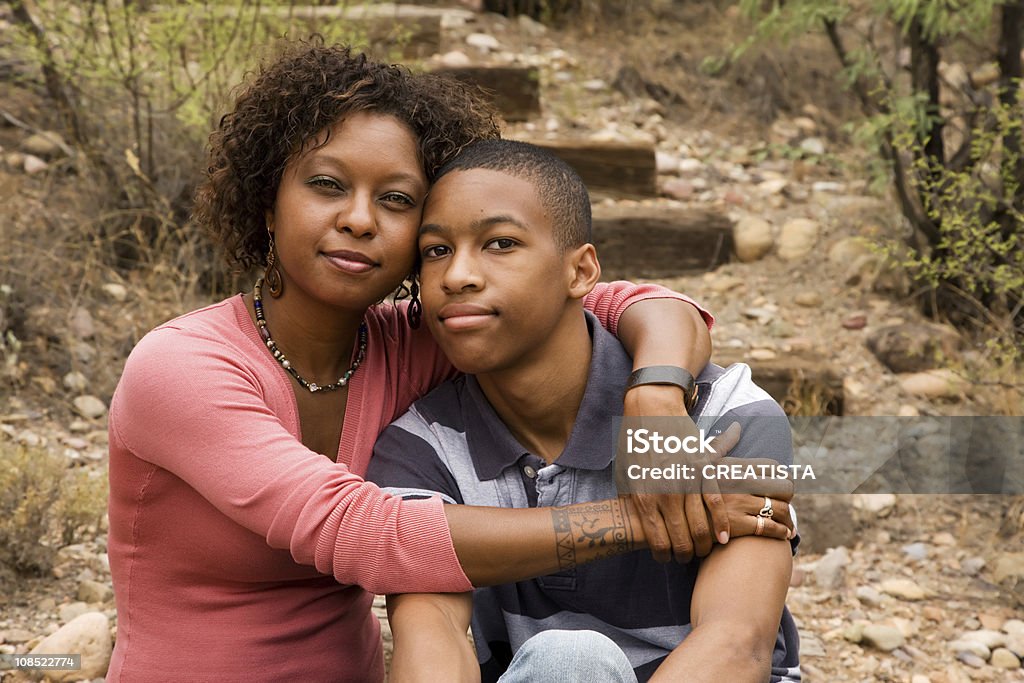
[712,352,845,416]
[529,139,658,198]
[592,205,732,279]
[192,4,467,59]
[431,65,541,122]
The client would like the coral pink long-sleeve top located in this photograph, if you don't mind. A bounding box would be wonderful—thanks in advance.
[106,283,711,682]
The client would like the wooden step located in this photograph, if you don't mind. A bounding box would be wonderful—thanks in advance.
[529,139,658,198]
[711,352,845,416]
[591,205,732,279]
[431,66,541,122]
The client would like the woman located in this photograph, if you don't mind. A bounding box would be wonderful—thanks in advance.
[107,41,791,681]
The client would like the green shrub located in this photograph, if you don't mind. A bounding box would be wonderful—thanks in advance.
[0,443,107,575]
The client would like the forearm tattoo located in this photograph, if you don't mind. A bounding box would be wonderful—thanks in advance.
[551,501,634,571]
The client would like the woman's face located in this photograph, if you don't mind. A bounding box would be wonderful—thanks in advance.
[266,111,427,312]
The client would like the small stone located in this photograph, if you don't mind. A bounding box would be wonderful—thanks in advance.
[707,275,745,293]
[59,602,91,623]
[911,676,931,683]
[678,158,703,175]
[63,371,88,392]
[898,369,968,399]
[661,178,693,200]
[1003,619,1024,637]
[794,291,823,307]
[77,579,113,604]
[742,307,775,323]
[100,283,128,302]
[961,629,1006,649]
[39,597,58,612]
[465,32,500,51]
[841,312,867,330]
[656,151,681,173]
[902,542,930,561]
[4,151,26,169]
[72,341,96,363]
[72,395,107,420]
[22,130,67,158]
[801,635,826,657]
[777,218,820,260]
[898,404,920,417]
[856,585,885,606]
[814,546,850,590]
[23,153,48,174]
[853,493,896,515]
[439,50,471,67]
[971,62,1001,87]
[750,348,777,361]
[991,648,1022,669]
[932,531,956,546]
[843,621,866,643]
[3,628,35,644]
[866,322,962,373]
[733,215,774,263]
[70,308,96,339]
[582,78,608,92]
[517,14,547,36]
[812,181,845,193]
[800,137,826,156]
[923,606,946,622]
[30,612,111,682]
[957,651,987,668]
[757,178,789,195]
[828,236,873,264]
[993,552,1024,584]
[960,557,986,576]
[862,624,905,651]
[879,578,927,601]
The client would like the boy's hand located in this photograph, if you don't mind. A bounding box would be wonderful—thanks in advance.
[622,386,731,563]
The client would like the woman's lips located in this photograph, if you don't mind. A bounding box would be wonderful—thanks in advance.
[323,250,377,274]
[437,303,497,331]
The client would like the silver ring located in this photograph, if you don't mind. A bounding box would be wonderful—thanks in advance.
[758,496,774,519]
[754,515,766,536]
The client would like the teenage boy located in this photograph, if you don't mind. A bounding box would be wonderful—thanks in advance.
[366,140,800,682]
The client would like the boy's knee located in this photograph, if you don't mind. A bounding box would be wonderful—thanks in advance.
[506,630,636,682]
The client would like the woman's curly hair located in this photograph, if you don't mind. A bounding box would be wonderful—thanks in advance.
[193,39,501,270]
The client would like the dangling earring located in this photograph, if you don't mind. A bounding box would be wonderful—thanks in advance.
[265,233,283,298]
[406,278,422,329]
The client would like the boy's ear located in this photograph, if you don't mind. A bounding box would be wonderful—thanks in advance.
[565,243,601,300]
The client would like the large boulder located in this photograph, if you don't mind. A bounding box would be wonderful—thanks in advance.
[29,612,112,682]
[866,322,962,373]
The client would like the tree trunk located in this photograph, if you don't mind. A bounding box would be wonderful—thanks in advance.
[998,1,1024,214]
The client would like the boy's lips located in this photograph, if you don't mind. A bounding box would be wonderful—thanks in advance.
[436,303,497,331]
[323,249,378,274]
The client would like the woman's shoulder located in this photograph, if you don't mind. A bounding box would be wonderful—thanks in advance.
[126,295,254,370]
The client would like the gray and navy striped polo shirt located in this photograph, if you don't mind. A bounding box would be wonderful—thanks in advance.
[367,312,801,682]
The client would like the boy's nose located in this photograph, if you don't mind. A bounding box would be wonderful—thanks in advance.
[442,251,484,293]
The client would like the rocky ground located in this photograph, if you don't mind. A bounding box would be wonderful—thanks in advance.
[2,2,1024,682]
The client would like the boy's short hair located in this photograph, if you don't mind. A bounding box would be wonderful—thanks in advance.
[434,139,592,251]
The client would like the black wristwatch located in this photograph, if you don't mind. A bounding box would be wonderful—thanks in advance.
[625,366,699,413]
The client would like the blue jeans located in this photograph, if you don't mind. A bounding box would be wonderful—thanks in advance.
[498,630,638,683]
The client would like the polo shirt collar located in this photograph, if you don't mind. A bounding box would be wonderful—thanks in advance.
[463,311,633,480]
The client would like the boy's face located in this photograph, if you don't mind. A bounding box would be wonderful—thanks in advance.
[418,168,576,375]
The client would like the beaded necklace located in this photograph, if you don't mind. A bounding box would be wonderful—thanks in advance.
[252,278,368,393]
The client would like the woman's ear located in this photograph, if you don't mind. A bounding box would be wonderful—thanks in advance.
[566,243,601,300]
[265,208,275,234]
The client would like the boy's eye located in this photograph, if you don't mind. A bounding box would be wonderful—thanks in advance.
[422,244,451,259]
[486,238,518,250]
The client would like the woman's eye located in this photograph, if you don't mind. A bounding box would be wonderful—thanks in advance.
[422,244,450,259]
[486,238,518,250]
[382,192,415,206]
[307,176,341,190]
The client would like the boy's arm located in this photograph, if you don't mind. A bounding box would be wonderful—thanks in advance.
[615,296,728,564]
[649,536,793,683]
[387,592,479,683]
